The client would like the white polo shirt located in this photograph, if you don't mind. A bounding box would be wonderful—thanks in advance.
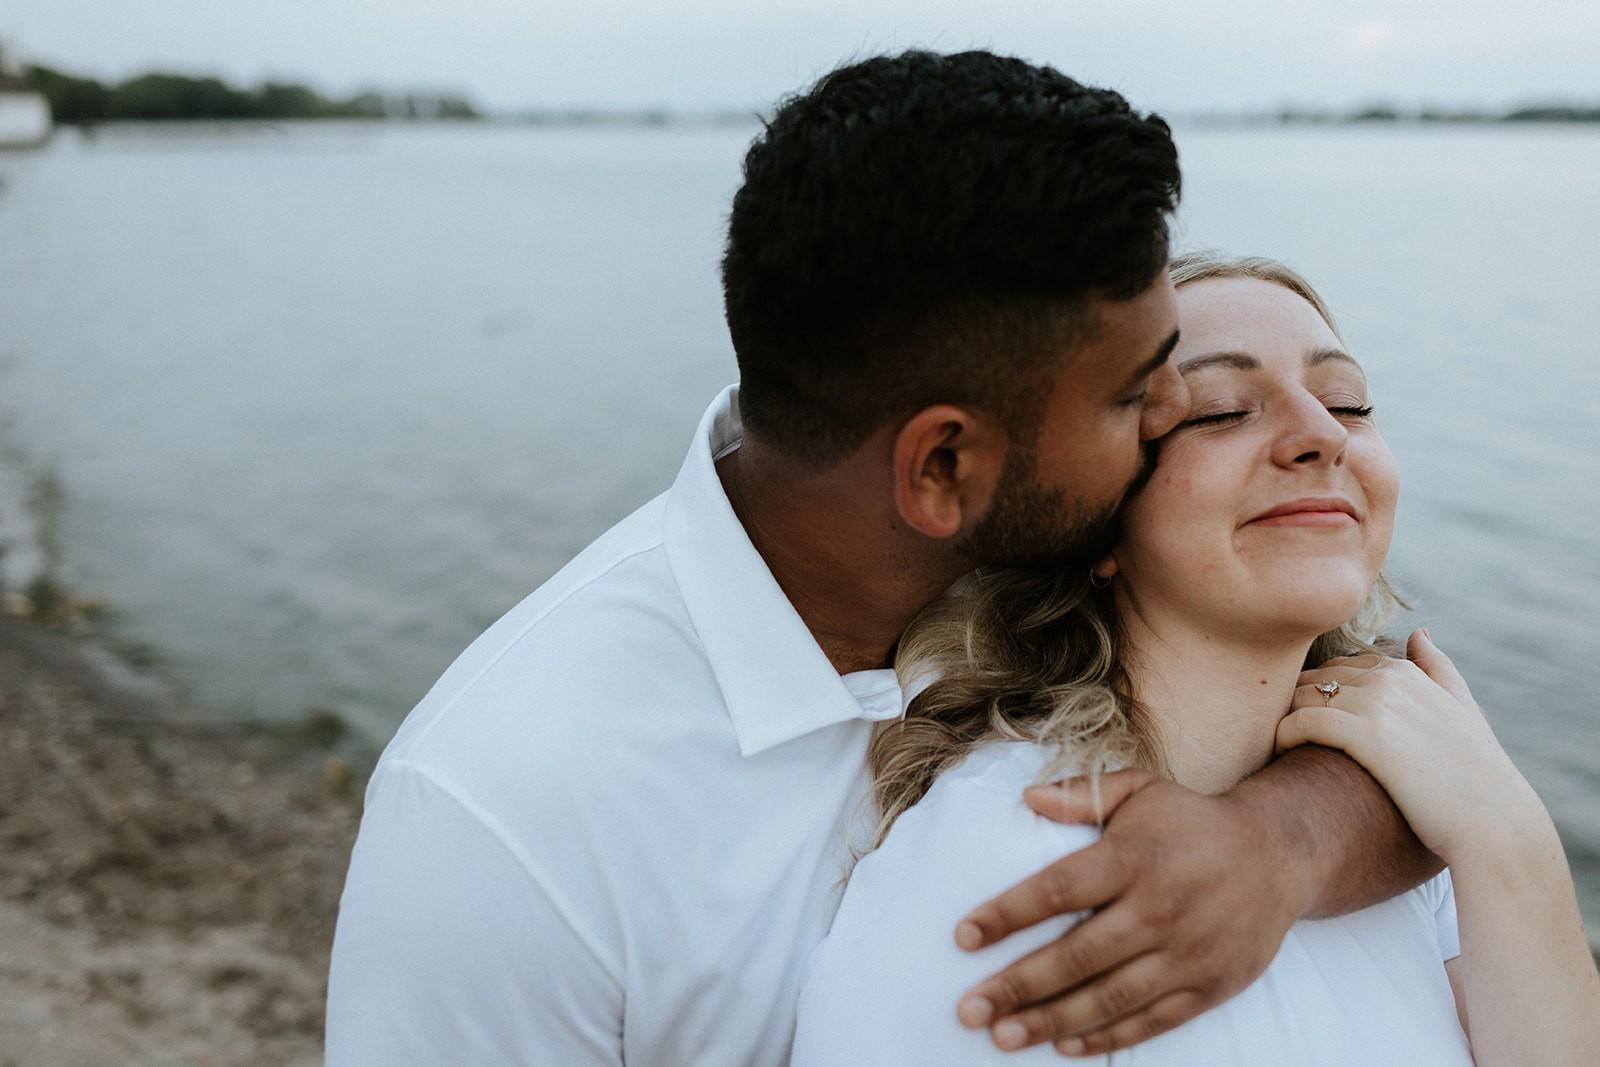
[325,385,916,1065]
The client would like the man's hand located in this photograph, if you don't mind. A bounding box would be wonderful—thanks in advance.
[951,769,1306,1057]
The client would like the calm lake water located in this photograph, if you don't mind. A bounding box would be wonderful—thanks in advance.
[2,121,1597,929]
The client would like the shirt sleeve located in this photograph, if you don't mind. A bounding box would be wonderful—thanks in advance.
[1430,868,1462,962]
[793,770,1106,1066]
[325,758,623,1065]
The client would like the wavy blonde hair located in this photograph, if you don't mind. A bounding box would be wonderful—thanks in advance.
[866,251,1403,852]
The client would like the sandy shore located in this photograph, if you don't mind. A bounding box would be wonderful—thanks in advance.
[0,614,372,1066]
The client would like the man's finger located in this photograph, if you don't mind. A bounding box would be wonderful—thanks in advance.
[1024,768,1156,826]
[1052,989,1210,1058]
[978,949,1168,1051]
[1405,629,1476,707]
[955,907,1155,1029]
[956,839,1133,952]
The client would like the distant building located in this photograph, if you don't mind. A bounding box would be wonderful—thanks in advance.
[0,40,52,150]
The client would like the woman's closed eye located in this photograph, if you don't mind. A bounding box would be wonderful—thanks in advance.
[1179,409,1249,428]
[1180,403,1375,429]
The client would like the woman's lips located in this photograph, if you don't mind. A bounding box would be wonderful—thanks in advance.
[1246,497,1360,528]
[1249,511,1358,528]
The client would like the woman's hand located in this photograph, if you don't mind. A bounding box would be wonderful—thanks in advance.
[1277,629,1548,866]
[1286,632,1600,1065]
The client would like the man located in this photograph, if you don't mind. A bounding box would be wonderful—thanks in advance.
[326,51,1436,1063]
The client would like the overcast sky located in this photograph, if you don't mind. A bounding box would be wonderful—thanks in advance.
[5,1,1599,114]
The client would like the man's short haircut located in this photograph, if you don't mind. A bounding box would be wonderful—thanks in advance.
[720,50,1181,468]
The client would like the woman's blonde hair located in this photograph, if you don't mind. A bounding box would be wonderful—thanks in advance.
[866,251,1401,853]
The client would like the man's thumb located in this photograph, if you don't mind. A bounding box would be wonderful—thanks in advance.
[1024,767,1155,826]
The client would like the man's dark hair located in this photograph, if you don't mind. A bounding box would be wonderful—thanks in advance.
[721,50,1180,468]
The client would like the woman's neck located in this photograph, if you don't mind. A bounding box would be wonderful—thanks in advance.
[1117,603,1315,795]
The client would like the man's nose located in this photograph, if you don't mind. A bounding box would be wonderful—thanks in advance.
[1138,363,1190,441]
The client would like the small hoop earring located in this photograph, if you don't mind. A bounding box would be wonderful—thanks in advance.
[1088,569,1112,589]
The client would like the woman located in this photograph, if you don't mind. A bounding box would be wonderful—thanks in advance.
[791,252,1600,1064]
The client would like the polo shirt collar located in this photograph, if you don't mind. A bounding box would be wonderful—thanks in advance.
[663,385,918,757]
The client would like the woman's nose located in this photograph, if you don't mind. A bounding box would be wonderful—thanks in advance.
[1272,395,1349,468]
[1138,363,1191,441]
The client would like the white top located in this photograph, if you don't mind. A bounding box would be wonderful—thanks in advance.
[325,385,916,1066]
[793,740,1473,1066]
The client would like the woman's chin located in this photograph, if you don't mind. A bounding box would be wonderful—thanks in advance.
[1237,593,1372,646]
[1206,572,1375,646]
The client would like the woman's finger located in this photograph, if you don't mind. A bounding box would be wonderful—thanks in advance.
[1288,682,1378,715]
[1295,661,1391,691]
[1275,705,1360,755]
[1405,629,1477,708]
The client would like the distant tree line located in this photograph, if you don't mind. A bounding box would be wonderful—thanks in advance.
[1271,103,1600,124]
[24,65,480,124]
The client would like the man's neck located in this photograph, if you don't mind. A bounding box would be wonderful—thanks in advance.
[717,442,968,675]
[1118,602,1316,795]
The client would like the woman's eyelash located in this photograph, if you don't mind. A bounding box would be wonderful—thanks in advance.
[1180,404,1374,429]
[1181,410,1247,427]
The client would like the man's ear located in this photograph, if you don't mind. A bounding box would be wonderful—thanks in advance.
[891,405,1003,541]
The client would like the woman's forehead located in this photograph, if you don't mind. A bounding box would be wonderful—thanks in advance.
[1174,277,1351,371]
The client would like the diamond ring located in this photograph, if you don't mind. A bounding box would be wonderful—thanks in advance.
[1315,680,1341,705]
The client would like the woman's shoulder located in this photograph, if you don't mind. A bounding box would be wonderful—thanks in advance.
[849,740,1103,909]
[926,737,1095,802]
[795,741,1104,1065]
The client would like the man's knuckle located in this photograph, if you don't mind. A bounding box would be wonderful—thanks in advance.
[1077,1031,1112,1055]
[1145,888,1188,928]
[1039,866,1078,912]
[994,970,1034,1011]
[986,901,1021,936]
[1097,978,1144,1019]
[1136,1010,1169,1042]
[1116,839,1156,882]
[1028,1006,1068,1041]
[1178,929,1216,965]
[1123,768,1157,790]
[1060,935,1103,980]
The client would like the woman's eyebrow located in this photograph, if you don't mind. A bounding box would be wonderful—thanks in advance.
[1177,351,1258,375]
[1177,348,1364,375]
[1307,346,1361,370]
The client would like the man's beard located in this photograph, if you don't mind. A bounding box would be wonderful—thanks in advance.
[955,439,1159,572]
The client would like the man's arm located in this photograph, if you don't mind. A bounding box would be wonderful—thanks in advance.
[325,758,624,1065]
[948,744,1438,1057]
[1232,743,1443,917]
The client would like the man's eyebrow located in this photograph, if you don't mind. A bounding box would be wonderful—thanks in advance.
[1124,329,1181,389]
[1177,351,1258,375]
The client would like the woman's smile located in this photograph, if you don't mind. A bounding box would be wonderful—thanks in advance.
[1245,496,1360,528]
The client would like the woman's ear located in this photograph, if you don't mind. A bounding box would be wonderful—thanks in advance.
[1090,554,1119,584]
[891,405,1001,541]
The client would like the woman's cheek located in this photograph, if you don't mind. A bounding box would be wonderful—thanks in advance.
[1355,438,1401,564]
